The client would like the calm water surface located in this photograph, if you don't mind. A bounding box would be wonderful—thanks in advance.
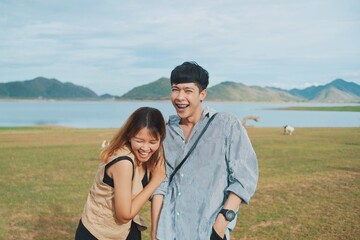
[1,100,359,128]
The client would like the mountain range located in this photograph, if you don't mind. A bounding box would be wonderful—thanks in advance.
[0,77,359,103]
[0,77,98,99]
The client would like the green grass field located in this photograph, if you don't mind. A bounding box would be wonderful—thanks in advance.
[0,126,359,240]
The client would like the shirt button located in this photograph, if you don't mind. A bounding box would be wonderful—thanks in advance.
[180,173,184,177]
[176,211,180,216]
[178,192,181,196]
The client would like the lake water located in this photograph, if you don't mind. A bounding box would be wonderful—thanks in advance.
[0,100,359,128]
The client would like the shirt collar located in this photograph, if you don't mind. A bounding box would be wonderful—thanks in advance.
[167,106,217,125]
[202,106,217,118]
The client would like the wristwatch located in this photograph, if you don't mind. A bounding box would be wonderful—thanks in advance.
[219,209,236,221]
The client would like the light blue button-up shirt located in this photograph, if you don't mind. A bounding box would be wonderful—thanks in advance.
[155,107,258,240]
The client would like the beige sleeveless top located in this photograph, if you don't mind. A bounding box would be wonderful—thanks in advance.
[81,147,147,240]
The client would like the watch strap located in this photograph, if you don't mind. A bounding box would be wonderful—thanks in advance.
[219,209,236,221]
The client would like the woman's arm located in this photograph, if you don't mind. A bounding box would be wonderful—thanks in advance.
[110,159,166,224]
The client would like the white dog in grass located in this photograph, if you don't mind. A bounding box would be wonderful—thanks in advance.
[284,125,295,135]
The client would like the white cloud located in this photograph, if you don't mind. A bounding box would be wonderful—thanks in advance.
[1,0,359,95]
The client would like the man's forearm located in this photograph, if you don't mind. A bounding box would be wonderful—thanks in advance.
[213,192,242,238]
[151,195,164,240]
[223,192,242,211]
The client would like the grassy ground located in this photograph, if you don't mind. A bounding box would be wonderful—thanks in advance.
[0,126,359,240]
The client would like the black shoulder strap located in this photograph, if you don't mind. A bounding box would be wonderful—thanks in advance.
[169,113,218,183]
[105,156,135,179]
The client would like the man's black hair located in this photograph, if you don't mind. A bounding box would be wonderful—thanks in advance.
[170,61,209,91]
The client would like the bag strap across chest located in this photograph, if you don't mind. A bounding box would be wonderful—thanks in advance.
[168,113,218,183]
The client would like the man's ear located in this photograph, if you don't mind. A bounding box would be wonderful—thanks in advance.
[200,89,207,102]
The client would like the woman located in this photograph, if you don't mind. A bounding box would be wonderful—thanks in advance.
[75,107,166,240]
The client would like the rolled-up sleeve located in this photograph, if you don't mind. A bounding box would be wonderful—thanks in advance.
[153,175,169,196]
[152,158,174,196]
[225,119,258,204]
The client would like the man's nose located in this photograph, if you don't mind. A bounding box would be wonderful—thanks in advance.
[176,90,186,99]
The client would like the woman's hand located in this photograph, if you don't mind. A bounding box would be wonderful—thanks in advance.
[150,157,166,184]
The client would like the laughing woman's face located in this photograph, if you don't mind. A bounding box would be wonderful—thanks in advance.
[130,127,160,163]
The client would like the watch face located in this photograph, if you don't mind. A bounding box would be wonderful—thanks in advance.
[226,210,236,221]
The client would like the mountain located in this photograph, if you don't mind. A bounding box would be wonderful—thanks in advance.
[118,79,304,102]
[1,76,359,102]
[206,81,304,102]
[289,79,360,102]
[117,77,171,100]
[118,78,360,102]
[0,77,98,99]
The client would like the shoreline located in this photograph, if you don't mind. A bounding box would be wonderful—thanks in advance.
[0,98,359,104]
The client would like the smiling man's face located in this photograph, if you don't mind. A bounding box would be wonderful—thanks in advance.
[170,82,206,120]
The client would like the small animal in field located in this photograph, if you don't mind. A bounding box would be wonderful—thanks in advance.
[283,125,295,135]
[101,140,109,148]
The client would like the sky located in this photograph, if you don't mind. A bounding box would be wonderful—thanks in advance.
[1,0,360,96]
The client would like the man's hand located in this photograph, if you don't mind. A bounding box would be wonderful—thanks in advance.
[212,213,228,238]
[212,192,242,239]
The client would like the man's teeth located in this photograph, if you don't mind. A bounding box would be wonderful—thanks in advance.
[177,104,188,109]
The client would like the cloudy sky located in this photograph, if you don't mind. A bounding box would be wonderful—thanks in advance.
[1,0,359,95]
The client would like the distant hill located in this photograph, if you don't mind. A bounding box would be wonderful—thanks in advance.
[0,77,98,99]
[117,77,171,100]
[117,79,304,102]
[118,78,359,102]
[289,79,360,102]
[1,76,359,102]
[206,81,304,102]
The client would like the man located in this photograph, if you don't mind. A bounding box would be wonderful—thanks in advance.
[151,61,258,240]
